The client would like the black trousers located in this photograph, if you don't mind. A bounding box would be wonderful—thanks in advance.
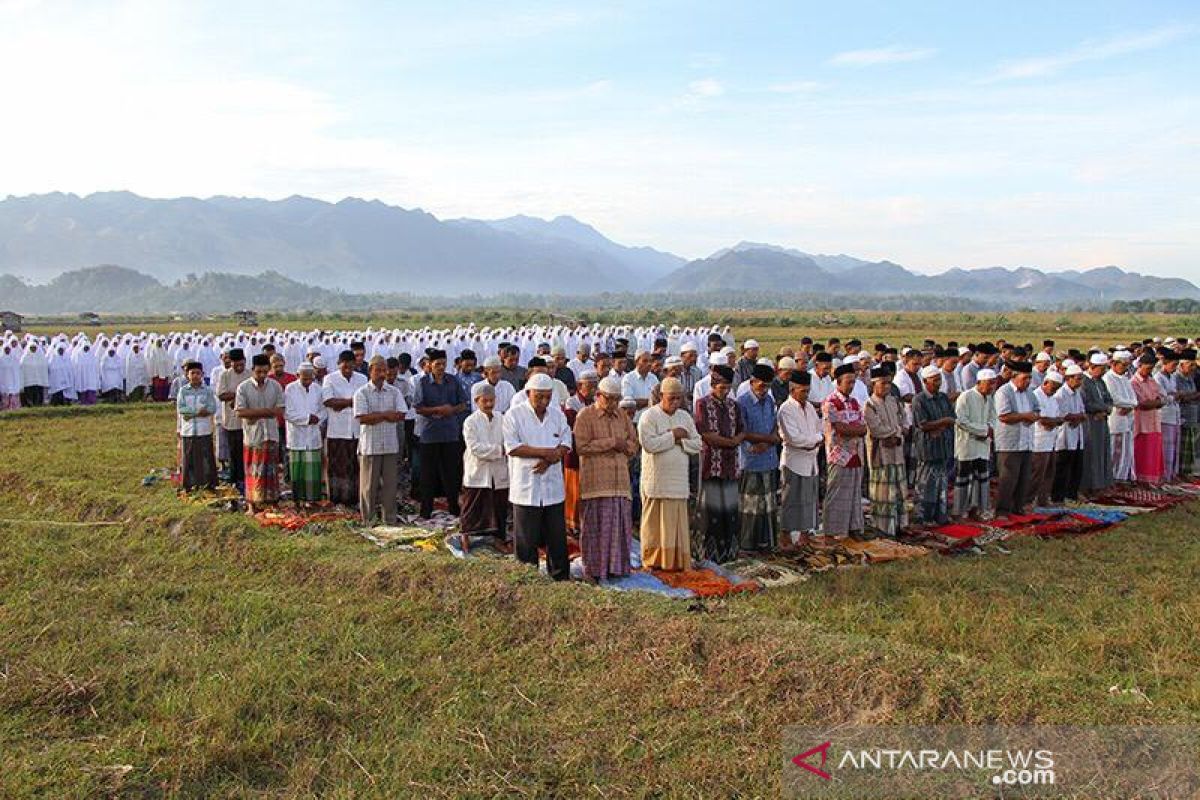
[995,450,1032,515]
[1052,449,1083,503]
[21,386,45,407]
[512,502,569,581]
[226,429,245,487]
[419,440,463,518]
[49,391,67,406]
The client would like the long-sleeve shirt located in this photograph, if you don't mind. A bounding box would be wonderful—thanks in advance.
[1031,387,1061,453]
[777,396,823,477]
[912,389,956,462]
[954,387,996,462]
[1131,372,1163,435]
[1104,370,1137,434]
[176,383,218,437]
[283,380,325,451]
[637,404,701,499]
[737,391,779,472]
[503,402,573,507]
[1154,370,1180,426]
[573,403,639,499]
[462,409,509,489]
[865,393,907,467]
[1054,384,1085,451]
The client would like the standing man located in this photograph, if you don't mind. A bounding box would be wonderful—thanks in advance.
[864,365,909,537]
[1177,349,1200,477]
[1030,371,1064,508]
[503,373,573,581]
[911,365,956,525]
[638,378,702,570]
[216,349,251,492]
[354,356,407,526]
[1051,365,1087,503]
[1105,351,1138,483]
[234,354,285,515]
[737,363,781,552]
[822,364,868,539]
[993,360,1038,516]
[322,350,368,507]
[621,350,659,425]
[176,361,218,491]
[694,365,744,562]
[777,370,822,546]
[1079,355,1115,497]
[1155,350,1181,480]
[284,362,326,509]
[952,369,997,520]
[460,382,510,552]
[414,348,469,519]
[1131,352,1165,485]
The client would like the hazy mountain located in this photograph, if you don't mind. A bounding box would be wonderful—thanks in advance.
[0,192,676,293]
[657,246,1200,307]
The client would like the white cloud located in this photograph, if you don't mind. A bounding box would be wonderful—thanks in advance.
[992,25,1194,80]
[675,78,725,107]
[828,45,937,67]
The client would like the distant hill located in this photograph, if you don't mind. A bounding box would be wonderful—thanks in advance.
[655,246,1200,308]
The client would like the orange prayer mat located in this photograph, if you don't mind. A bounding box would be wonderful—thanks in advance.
[649,567,760,597]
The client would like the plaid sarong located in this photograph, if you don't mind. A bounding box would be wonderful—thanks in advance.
[738,469,779,551]
[869,462,907,536]
[822,464,864,536]
[1181,424,1200,477]
[288,448,324,502]
[913,458,950,524]
[244,442,279,505]
[952,458,990,516]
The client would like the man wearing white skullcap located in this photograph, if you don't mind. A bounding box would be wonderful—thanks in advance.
[1105,351,1137,482]
[1030,370,1064,507]
[1051,364,1087,502]
[951,368,998,520]
[911,364,956,524]
[1079,354,1115,495]
[459,380,509,552]
[638,377,701,569]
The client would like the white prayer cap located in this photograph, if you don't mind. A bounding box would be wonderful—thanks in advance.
[1034,352,1052,362]
[1064,364,1084,377]
[471,381,495,399]
[1062,359,1076,370]
[619,396,638,409]
[664,356,683,368]
[709,352,729,366]
[756,357,773,366]
[777,356,797,370]
[312,356,326,369]
[1164,337,1177,345]
[680,342,698,353]
[599,375,622,395]
[743,339,760,349]
[579,369,599,382]
[976,368,998,382]
[550,344,567,357]
[482,355,502,368]
[526,373,555,392]
[634,349,650,359]
[297,361,315,373]
[1043,370,1064,385]
[920,365,940,379]
[1113,350,1133,362]
[1090,353,1109,366]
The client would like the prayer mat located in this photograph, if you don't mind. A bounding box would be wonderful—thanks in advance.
[841,538,931,563]
[603,571,695,599]
[649,566,759,597]
[722,557,808,587]
[254,508,357,532]
[445,533,507,558]
[357,526,443,550]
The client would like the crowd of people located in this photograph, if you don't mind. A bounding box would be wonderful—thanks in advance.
[4,323,1197,582]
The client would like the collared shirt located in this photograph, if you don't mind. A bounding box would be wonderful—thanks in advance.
[1031,386,1061,453]
[777,396,822,477]
[1154,370,1180,426]
[353,380,406,456]
[1131,372,1163,435]
[678,364,703,402]
[485,378,516,415]
[993,381,1035,451]
[234,377,285,447]
[216,367,251,431]
[503,402,572,507]
[912,389,955,462]
[573,403,639,499]
[463,409,509,489]
[1054,384,1084,451]
[939,368,959,398]
[283,380,325,451]
[1104,369,1137,434]
[954,387,996,462]
[807,371,833,408]
[822,391,864,468]
[736,390,779,472]
[177,382,218,437]
[322,370,368,440]
[415,373,468,443]
[621,369,659,425]
[695,393,743,480]
[864,393,907,467]
[1178,372,1199,425]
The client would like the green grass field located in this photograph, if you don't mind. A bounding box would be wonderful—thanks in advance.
[2,400,1199,797]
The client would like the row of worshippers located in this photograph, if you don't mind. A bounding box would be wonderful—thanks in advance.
[0,334,165,408]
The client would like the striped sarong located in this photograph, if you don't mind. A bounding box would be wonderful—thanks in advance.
[952,458,990,517]
[580,496,633,579]
[822,464,864,536]
[289,448,324,502]
[868,462,907,536]
[780,467,818,534]
[738,470,779,551]
[1181,425,1200,477]
[244,442,279,505]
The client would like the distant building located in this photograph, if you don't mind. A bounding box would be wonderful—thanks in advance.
[233,309,259,327]
[0,311,23,333]
[79,312,101,326]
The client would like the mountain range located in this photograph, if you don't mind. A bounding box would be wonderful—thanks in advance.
[0,191,1194,308]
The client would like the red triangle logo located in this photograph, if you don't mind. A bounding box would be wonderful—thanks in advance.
[792,740,832,780]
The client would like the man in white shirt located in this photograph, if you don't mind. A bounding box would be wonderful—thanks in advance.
[777,371,823,545]
[1104,351,1137,482]
[691,351,728,409]
[1052,365,1087,502]
[284,362,327,508]
[479,355,516,414]
[621,350,659,424]
[1030,371,1063,507]
[461,381,510,552]
[354,356,407,525]
[503,373,573,581]
[322,349,368,507]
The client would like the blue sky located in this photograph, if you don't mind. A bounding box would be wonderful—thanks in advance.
[0,0,1196,278]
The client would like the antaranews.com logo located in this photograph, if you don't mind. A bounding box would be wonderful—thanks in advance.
[791,739,1055,787]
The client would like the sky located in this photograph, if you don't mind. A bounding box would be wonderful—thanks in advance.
[0,0,1197,279]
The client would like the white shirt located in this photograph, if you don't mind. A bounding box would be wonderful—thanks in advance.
[462,409,509,489]
[621,369,659,424]
[807,371,833,407]
[1032,387,1060,453]
[284,380,326,451]
[503,401,572,507]
[485,378,516,415]
[1054,384,1085,451]
[777,396,823,477]
[1104,369,1137,434]
[692,373,712,407]
[1155,370,1180,426]
[322,370,368,440]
